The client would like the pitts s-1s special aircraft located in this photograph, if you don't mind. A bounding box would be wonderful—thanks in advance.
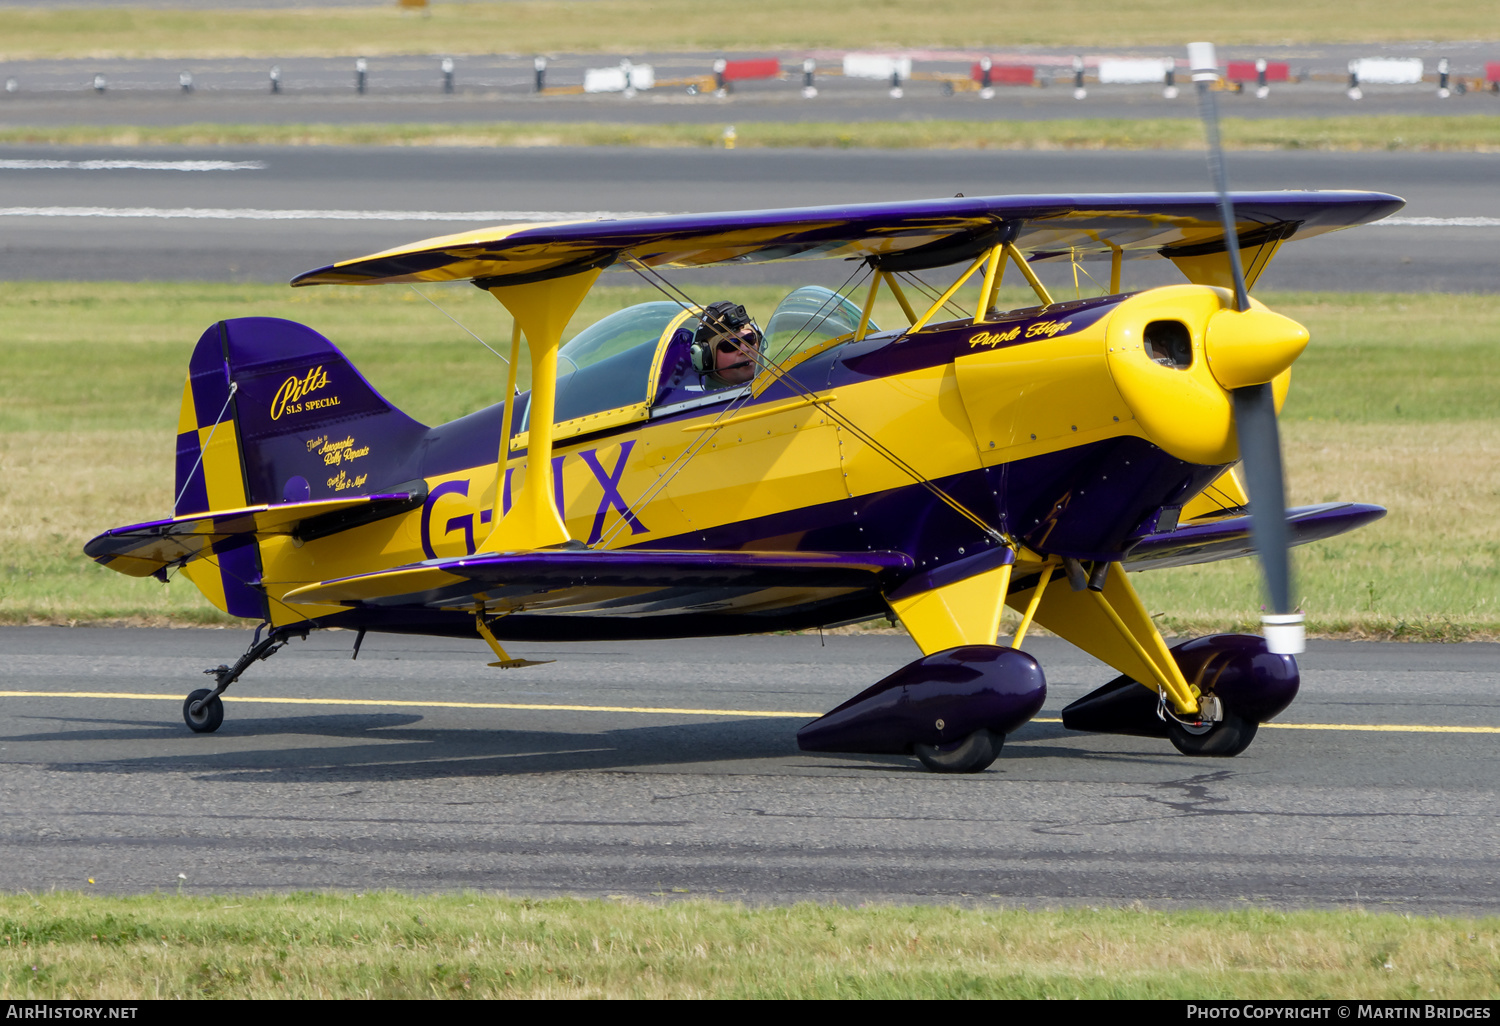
[85,49,1400,773]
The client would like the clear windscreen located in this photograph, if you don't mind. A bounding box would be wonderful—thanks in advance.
[525,301,681,428]
[763,286,872,364]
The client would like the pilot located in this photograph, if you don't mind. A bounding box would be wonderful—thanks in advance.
[691,300,763,388]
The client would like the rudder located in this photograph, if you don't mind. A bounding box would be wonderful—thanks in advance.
[173,317,428,619]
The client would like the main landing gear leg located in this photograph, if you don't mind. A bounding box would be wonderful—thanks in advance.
[183,623,310,733]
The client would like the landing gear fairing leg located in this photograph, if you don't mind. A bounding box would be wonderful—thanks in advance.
[799,551,1049,773]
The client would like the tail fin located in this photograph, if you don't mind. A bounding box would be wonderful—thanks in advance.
[174,317,428,618]
[176,317,427,515]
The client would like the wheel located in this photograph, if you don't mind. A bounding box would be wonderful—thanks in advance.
[183,688,224,734]
[914,729,1002,773]
[1168,705,1257,757]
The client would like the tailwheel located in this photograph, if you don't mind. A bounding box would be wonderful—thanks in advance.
[1167,703,1257,757]
[180,624,306,735]
[914,729,1003,773]
[183,688,225,734]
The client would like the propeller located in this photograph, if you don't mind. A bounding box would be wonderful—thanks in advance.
[1188,41,1304,655]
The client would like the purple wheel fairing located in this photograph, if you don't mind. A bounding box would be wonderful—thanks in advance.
[1060,633,1300,737]
[1171,634,1300,723]
[797,645,1046,755]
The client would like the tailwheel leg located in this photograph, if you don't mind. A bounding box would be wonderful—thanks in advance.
[184,623,308,734]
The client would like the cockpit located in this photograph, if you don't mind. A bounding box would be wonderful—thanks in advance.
[517,286,875,442]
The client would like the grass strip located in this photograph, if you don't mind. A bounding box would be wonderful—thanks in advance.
[0,1,1492,58]
[1,283,1496,635]
[3,116,1500,152]
[1,892,1497,998]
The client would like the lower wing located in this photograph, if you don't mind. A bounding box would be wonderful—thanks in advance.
[282,548,915,619]
[1124,502,1385,571]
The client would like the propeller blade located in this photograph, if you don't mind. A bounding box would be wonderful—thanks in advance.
[1231,382,1302,652]
[1188,41,1249,313]
[1230,383,1293,615]
[1191,41,1304,654]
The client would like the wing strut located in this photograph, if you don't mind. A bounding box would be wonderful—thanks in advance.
[478,267,602,551]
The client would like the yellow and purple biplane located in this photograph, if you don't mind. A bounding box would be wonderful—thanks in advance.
[84,181,1401,772]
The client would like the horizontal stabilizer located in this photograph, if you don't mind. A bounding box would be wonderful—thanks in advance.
[85,490,425,578]
[1123,502,1385,571]
[284,548,915,616]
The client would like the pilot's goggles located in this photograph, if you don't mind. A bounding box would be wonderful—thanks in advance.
[716,327,760,353]
[717,336,756,357]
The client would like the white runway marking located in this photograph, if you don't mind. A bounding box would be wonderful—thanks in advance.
[1372,216,1500,227]
[0,206,661,221]
[0,159,267,171]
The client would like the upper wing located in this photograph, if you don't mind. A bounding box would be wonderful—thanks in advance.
[283,547,915,618]
[1123,502,1386,572]
[85,491,424,578]
[290,191,1405,288]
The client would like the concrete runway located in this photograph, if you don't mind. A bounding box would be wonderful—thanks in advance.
[0,627,1496,911]
[1,144,1496,290]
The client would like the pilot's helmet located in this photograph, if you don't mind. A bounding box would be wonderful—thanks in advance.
[691,300,762,374]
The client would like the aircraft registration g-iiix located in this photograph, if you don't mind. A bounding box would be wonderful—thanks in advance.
[85,186,1401,772]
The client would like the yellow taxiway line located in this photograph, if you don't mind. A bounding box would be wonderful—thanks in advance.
[0,690,819,719]
[1,690,1498,734]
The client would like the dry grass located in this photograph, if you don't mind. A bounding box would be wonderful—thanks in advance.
[0,0,1491,59]
[1136,421,1500,641]
[3,116,1499,153]
[0,430,225,625]
[2,892,1497,999]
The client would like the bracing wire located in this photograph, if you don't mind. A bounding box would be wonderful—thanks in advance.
[594,255,872,549]
[600,255,1006,549]
[897,269,971,320]
[172,381,237,516]
[1073,258,1108,297]
[893,270,944,307]
[590,255,788,548]
[739,345,1005,543]
[625,258,1003,543]
[763,262,873,365]
[144,529,323,627]
[408,283,511,366]
[1067,246,1113,299]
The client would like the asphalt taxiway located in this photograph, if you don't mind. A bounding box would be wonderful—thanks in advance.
[1,627,1496,911]
[1,144,1496,291]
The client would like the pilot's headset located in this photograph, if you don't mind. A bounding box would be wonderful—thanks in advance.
[690,301,762,375]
